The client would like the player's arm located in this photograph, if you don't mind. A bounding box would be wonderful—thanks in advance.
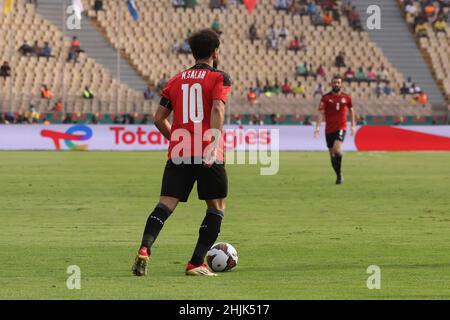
[211,99,225,133]
[348,97,356,136]
[154,105,172,141]
[314,100,325,138]
[204,99,225,167]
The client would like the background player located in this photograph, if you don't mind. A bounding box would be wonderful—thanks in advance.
[132,29,232,277]
[314,75,355,184]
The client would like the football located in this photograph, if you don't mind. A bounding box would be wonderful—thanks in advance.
[206,243,238,272]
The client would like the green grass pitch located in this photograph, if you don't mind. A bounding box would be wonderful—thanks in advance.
[0,151,449,299]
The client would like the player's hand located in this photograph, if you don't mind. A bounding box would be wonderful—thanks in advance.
[314,127,320,139]
[203,148,218,168]
[350,126,356,136]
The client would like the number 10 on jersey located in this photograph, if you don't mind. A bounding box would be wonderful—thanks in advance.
[182,83,204,124]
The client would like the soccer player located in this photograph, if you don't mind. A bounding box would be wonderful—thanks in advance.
[314,75,355,184]
[132,29,232,277]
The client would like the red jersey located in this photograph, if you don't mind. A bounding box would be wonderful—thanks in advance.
[160,63,232,161]
[319,91,353,134]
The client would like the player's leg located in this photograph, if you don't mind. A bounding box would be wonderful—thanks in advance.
[186,163,228,276]
[331,138,344,184]
[327,130,345,184]
[140,196,179,253]
[186,198,225,276]
[132,160,195,276]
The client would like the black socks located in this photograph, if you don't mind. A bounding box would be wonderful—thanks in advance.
[140,203,173,251]
[190,208,224,267]
[331,154,343,177]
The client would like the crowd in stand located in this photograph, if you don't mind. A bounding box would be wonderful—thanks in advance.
[401,0,450,37]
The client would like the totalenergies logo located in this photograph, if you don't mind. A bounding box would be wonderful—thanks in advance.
[41,125,93,150]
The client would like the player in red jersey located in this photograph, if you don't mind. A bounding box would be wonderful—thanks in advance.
[314,75,355,184]
[132,29,232,277]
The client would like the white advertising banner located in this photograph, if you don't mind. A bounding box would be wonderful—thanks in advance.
[0,125,449,151]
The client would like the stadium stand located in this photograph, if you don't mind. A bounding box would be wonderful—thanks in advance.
[0,0,153,118]
[399,0,450,103]
[1,0,447,124]
[85,0,434,118]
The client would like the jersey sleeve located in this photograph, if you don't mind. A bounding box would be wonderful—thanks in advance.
[347,95,353,108]
[159,78,175,110]
[318,97,325,112]
[212,72,232,104]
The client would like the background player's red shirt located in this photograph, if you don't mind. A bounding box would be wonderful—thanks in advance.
[319,92,353,134]
[160,63,232,161]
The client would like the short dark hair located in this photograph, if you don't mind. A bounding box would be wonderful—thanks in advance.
[188,29,220,60]
[332,74,343,81]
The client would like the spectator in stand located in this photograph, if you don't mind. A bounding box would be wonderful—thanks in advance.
[348,6,363,31]
[344,67,355,83]
[266,30,279,52]
[179,39,192,54]
[144,86,155,100]
[316,65,326,79]
[247,88,258,106]
[18,41,33,56]
[71,36,85,54]
[287,36,306,52]
[355,66,367,84]
[383,82,393,96]
[405,1,418,24]
[409,83,422,95]
[211,17,222,35]
[0,113,9,124]
[281,79,292,95]
[67,47,79,63]
[32,41,41,57]
[40,42,54,60]
[313,82,324,97]
[405,76,413,89]
[296,61,310,80]
[263,79,273,94]
[272,80,282,95]
[434,17,447,33]
[51,99,63,112]
[377,65,389,83]
[416,91,428,107]
[323,11,333,27]
[400,81,409,98]
[374,82,383,98]
[41,85,52,100]
[185,0,198,10]
[356,115,366,125]
[0,61,11,79]
[141,114,150,125]
[210,0,224,11]
[335,51,346,68]
[275,0,289,12]
[62,113,74,124]
[311,11,324,26]
[292,82,306,98]
[90,114,99,124]
[251,79,262,96]
[173,0,185,9]
[415,21,429,37]
[83,86,94,99]
[307,1,317,16]
[278,21,289,41]
[249,23,259,44]
[367,66,377,83]
[94,0,104,13]
[303,116,312,125]
[424,2,436,19]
